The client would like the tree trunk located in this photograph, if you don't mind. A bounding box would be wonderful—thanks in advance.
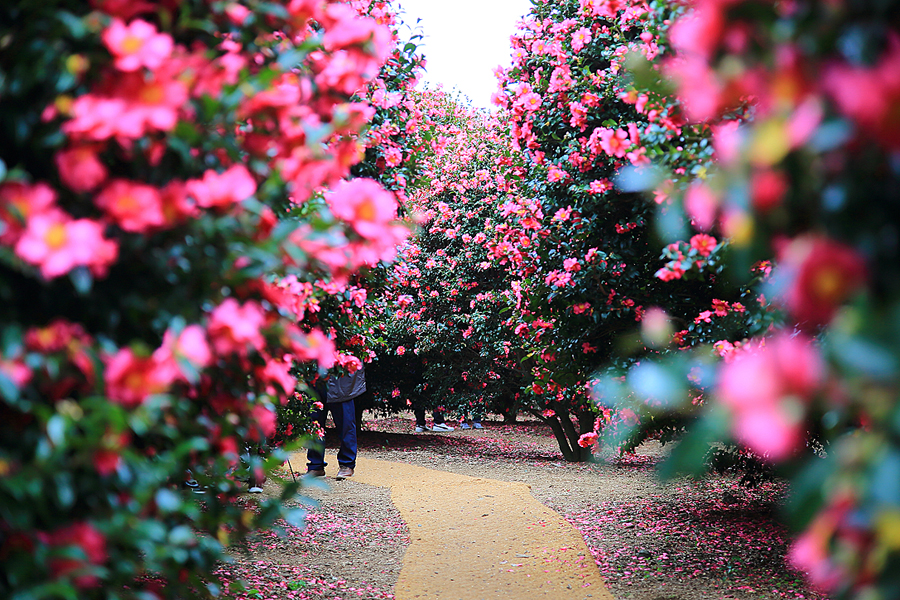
[528,407,590,462]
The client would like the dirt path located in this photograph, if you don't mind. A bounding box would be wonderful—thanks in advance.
[296,454,614,600]
[229,416,823,600]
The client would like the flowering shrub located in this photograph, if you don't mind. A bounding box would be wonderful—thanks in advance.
[366,89,528,422]
[594,0,900,596]
[0,0,410,597]
[489,0,755,460]
[273,0,429,439]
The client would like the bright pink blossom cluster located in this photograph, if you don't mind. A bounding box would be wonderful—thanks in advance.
[654,234,720,281]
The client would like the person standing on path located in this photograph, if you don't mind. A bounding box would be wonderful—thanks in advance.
[307,364,365,479]
[414,406,454,432]
[457,411,484,429]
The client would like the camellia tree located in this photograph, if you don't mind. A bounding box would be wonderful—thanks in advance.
[593,0,900,596]
[366,89,529,423]
[271,0,430,439]
[0,0,411,597]
[488,0,759,460]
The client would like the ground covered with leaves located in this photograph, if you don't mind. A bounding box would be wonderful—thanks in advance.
[220,413,829,600]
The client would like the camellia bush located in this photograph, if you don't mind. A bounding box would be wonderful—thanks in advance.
[367,89,529,423]
[489,0,759,460]
[272,0,430,437]
[594,0,900,597]
[0,0,410,598]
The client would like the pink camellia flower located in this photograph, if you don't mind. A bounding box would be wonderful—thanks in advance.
[102,18,173,72]
[668,5,723,60]
[518,92,543,111]
[596,127,631,158]
[322,3,392,60]
[655,262,685,281]
[571,27,592,52]
[160,180,195,225]
[327,178,398,239]
[65,70,188,142]
[153,324,212,383]
[712,120,742,166]
[787,495,855,593]
[55,146,108,192]
[93,432,129,476]
[716,331,824,460]
[776,235,867,330]
[573,302,591,314]
[259,356,298,398]
[186,164,257,210]
[689,233,717,257]
[396,345,406,356]
[291,327,337,369]
[0,358,32,389]
[224,2,251,25]
[577,431,599,448]
[563,258,581,272]
[823,35,900,149]
[684,181,719,231]
[105,348,173,408]
[93,448,121,477]
[0,180,57,244]
[313,48,383,96]
[589,179,612,194]
[664,55,724,122]
[541,409,556,418]
[95,179,166,232]
[547,165,569,183]
[15,210,118,279]
[335,353,363,373]
[640,307,672,347]
[39,521,107,588]
[249,404,277,441]
[207,298,267,356]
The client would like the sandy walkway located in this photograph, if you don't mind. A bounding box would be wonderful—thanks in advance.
[302,454,613,600]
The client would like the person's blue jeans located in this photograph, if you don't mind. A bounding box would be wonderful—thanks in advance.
[414,407,446,427]
[307,399,357,470]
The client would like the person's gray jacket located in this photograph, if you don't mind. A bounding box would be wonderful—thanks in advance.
[326,365,366,404]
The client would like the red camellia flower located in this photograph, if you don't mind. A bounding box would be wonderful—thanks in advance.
[777,235,868,329]
[689,233,717,257]
[104,348,173,408]
[39,521,107,588]
[750,168,788,213]
[55,146,109,192]
[577,431,599,448]
[95,179,166,232]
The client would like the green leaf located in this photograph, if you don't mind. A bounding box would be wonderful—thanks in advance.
[283,507,307,528]
[69,267,93,295]
[46,414,66,447]
[155,488,182,513]
[168,525,195,545]
[657,409,728,480]
[0,371,18,402]
[56,11,88,38]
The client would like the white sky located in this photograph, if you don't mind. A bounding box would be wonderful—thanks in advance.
[393,0,534,109]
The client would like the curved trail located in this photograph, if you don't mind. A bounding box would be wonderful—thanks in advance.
[303,454,613,600]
